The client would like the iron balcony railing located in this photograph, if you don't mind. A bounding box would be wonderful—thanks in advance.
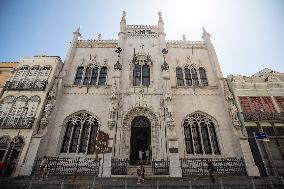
[111,158,128,175]
[0,117,34,129]
[32,157,101,176]
[180,158,247,177]
[152,159,170,175]
[5,80,48,91]
[242,112,284,122]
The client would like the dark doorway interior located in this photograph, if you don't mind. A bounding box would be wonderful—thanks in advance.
[130,116,151,165]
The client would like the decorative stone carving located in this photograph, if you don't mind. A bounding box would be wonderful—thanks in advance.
[161,61,169,71]
[121,107,159,159]
[39,79,59,129]
[266,75,280,83]
[223,80,240,129]
[114,60,122,71]
[232,75,245,84]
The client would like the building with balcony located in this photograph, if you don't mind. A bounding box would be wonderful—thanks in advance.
[227,68,284,177]
[0,62,18,98]
[0,56,62,177]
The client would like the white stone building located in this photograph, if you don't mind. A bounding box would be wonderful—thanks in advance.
[0,56,62,177]
[0,12,259,177]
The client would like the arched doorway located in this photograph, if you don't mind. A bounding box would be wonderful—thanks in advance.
[130,116,151,165]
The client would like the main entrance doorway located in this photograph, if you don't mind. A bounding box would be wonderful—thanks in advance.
[130,116,151,165]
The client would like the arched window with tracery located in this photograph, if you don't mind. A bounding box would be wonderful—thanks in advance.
[38,66,51,81]
[83,66,92,85]
[184,67,192,86]
[61,112,99,154]
[176,67,184,86]
[199,67,208,86]
[0,96,15,124]
[98,67,107,86]
[191,68,199,86]
[183,112,220,155]
[90,67,99,85]
[7,96,28,126]
[12,66,30,87]
[74,67,84,85]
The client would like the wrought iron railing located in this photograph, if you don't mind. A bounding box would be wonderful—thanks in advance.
[32,157,100,176]
[0,117,34,129]
[243,112,284,122]
[111,158,128,175]
[152,159,170,175]
[5,80,48,91]
[180,158,247,177]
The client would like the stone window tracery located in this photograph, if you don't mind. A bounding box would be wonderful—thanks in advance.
[61,112,99,154]
[133,61,150,87]
[38,66,51,81]
[0,96,15,123]
[184,112,220,155]
[74,66,108,86]
[175,66,208,87]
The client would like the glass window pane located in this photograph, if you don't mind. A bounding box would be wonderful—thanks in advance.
[191,68,199,86]
[184,123,194,154]
[69,122,81,153]
[209,123,220,154]
[133,65,141,86]
[176,67,184,86]
[199,68,208,86]
[83,67,92,85]
[142,65,150,86]
[184,68,192,86]
[88,123,98,154]
[98,67,107,86]
[79,122,90,153]
[74,67,84,85]
[90,67,99,85]
[201,123,212,154]
[61,123,73,153]
[192,122,202,154]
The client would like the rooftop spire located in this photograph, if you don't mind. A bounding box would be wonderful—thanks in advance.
[202,27,210,36]
[158,11,164,23]
[182,34,186,42]
[121,10,126,23]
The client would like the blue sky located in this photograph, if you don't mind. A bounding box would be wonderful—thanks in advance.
[0,0,283,76]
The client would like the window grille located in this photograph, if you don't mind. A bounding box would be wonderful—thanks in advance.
[38,66,51,81]
[98,67,107,86]
[199,67,208,86]
[0,96,15,123]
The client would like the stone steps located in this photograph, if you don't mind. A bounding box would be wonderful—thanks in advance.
[128,165,153,176]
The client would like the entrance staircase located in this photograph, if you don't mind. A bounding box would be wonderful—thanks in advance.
[127,165,153,177]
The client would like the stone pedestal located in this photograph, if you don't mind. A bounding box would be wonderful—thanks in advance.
[240,138,260,176]
[18,137,41,176]
[169,153,182,177]
[99,153,112,177]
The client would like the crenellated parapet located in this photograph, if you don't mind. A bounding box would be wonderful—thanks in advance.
[166,40,206,49]
[77,39,118,48]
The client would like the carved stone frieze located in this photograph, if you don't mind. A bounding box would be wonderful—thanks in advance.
[77,40,118,48]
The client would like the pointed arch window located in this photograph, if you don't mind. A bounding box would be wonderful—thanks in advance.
[184,68,192,86]
[191,68,199,86]
[83,67,92,85]
[98,67,107,86]
[133,64,141,86]
[183,112,220,155]
[74,67,84,85]
[90,67,99,85]
[176,67,184,86]
[61,112,99,154]
[133,60,150,87]
[199,68,208,86]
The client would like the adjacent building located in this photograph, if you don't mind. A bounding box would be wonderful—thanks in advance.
[227,69,284,177]
[0,56,62,176]
[0,62,18,98]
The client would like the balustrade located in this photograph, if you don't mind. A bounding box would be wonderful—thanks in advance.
[0,117,34,129]
[243,112,284,122]
[5,80,47,91]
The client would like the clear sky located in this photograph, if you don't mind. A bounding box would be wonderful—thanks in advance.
[0,0,283,76]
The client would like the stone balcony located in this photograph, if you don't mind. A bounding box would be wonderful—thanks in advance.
[242,112,284,122]
[0,117,34,129]
[5,80,47,91]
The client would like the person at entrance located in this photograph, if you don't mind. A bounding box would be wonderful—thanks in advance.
[136,164,142,184]
[140,165,145,182]
[145,148,149,164]
[39,156,48,181]
[138,149,143,163]
[207,161,217,182]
